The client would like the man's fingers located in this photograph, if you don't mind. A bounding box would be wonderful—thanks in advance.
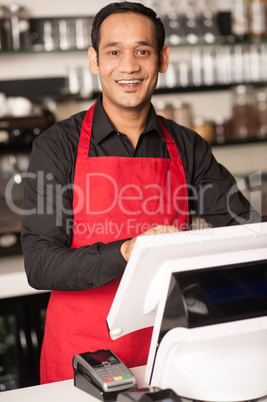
[121,225,179,262]
[142,225,179,236]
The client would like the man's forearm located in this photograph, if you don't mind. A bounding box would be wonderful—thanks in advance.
[22,233,127,291]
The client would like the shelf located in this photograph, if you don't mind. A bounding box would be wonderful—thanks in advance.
[2,75,267,104]
[211,137,267,147]
[0,77,67,101]
[155,82,267,95]
[167,37,266,48]
[1,75,267,103]
[0,47,88,55]
[1,37,267,56]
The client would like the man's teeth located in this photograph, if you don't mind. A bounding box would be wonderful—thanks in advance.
[117,80,142,84]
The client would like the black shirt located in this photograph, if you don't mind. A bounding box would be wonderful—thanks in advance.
[21,96,263,291]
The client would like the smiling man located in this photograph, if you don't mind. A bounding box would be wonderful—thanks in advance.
[21,1,264,384]
[88,10,169,145]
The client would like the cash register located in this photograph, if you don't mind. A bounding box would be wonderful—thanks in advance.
[107,222,267,402]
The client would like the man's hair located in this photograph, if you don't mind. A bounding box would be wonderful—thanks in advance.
[91,1,165,61]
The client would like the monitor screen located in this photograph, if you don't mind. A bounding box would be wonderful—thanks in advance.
[157,259,267,343]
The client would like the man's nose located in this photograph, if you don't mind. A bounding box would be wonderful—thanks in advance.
[118,52,140,74]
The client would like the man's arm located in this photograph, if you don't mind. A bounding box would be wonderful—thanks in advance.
[21,133,127,291]
[187,133,263,227]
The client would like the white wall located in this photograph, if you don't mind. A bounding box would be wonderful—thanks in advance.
[2,0,234,17]
[3,0,113,16]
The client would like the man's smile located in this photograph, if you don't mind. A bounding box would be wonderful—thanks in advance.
[116,79,143,84]
[116,79,144,89]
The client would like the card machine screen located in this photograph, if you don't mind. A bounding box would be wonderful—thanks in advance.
[158,259,267,341]
[82,350,119,367]
[203,279,267,304]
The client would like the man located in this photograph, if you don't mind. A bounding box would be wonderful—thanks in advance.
[21,1,263,384]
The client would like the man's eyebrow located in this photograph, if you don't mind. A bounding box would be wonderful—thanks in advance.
[136,41,154,47]
[102,41,154,49]
[103,41,120,49]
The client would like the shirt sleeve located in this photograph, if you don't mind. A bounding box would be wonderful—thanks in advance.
[188,134,263,226]
[21,128,127,291]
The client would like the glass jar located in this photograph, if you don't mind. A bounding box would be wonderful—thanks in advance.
[172,99,193,128]
[1,3,30,50]
[232,85,257,140]
[212,116,232,144]
[154,100,174,120]
[192,116,215,143]
[248,0,266,39]
[255,90,267,138]
[232,0,249,40]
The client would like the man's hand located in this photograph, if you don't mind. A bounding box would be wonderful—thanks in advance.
[120,225,179,262]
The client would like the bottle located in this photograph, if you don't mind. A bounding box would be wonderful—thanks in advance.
[192,116,215,143]
[163,11,185,46]
[212,116,232,144]
[248,0,266,39]
[173,99,193,128]
[198,0,219,43]
[232,85,257,140]
[255,90,267,138]
[232,0,249,40]
[154,100,174,120]
[181,0,201,44]
[2,3,31,50]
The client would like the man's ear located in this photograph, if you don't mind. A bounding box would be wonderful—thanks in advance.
[158,45,171,73]
[88,47,99,75]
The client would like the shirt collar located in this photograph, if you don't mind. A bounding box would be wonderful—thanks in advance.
[92,95,162,145]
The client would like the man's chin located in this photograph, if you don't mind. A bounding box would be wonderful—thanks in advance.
[116,96,150,110]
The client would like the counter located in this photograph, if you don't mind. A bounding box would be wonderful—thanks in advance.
[0,255,48,299]
[0,366,148,402]
[1,365,267,402]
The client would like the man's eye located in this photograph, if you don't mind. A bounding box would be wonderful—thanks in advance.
[138,50,149,55]
[110,51,119,55]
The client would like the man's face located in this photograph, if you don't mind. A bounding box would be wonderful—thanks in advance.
[89,12,169,113]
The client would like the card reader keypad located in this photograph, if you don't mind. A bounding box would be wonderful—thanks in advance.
[94,362,132,383]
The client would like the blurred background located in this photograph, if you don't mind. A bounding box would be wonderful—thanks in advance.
[0,0,267,393]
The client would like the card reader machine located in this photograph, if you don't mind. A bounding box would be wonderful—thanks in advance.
[73,349,137,401]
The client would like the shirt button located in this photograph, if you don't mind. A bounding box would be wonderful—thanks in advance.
[117,132,120,136]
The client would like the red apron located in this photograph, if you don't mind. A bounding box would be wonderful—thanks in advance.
[40,103,189,384]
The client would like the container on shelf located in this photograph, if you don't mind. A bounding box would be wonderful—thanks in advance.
[198,0,219,44]
[192,116,215,143]
[181,0,201,44]
[29,17,92,51]
[163,12,185,46]
[212,116,232,144]
[0,3,31,51]
[232,0,249,40]
[154,100,174,120]
[248,0,266,39]
[0,5,8,50]
[255,90,267,138]
[232,85,258,140]
[172,99,192,128]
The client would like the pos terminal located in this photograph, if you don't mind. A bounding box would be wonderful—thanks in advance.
[107,223,267,402]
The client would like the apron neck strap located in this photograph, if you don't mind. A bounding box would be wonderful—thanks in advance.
[158,118,179,160]
[77,102,96,158]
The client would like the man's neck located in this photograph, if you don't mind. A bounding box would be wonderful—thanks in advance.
[102,100,151,149]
